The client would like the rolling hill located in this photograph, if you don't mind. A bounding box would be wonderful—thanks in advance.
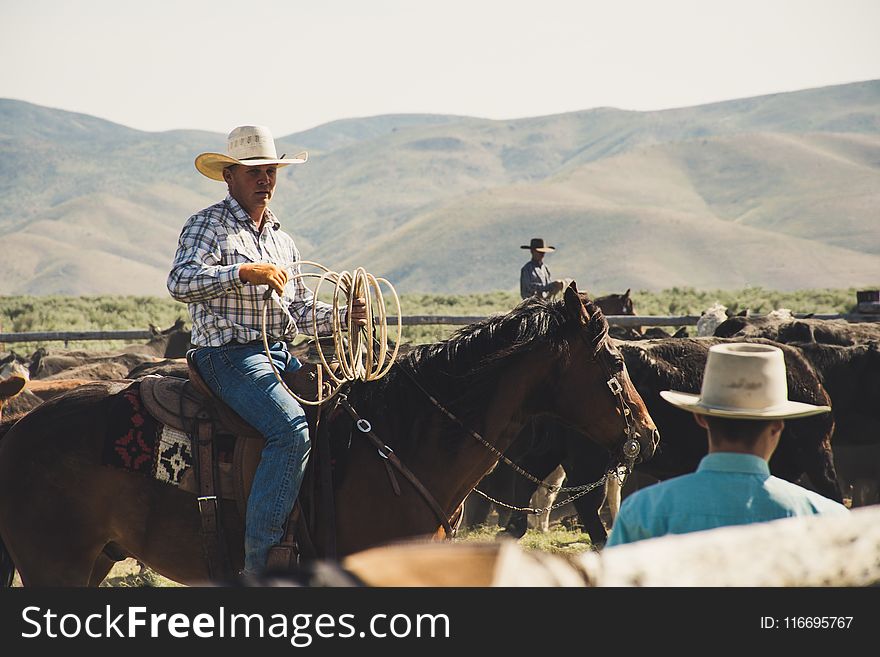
[1,79,878,295]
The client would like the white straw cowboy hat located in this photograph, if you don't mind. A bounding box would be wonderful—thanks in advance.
[195,125,308,181]
[660,343,831,420]
[521,237,556,252]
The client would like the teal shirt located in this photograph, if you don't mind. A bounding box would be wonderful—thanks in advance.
[606,452,849,547]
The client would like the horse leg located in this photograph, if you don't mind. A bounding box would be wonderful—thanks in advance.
[560,456,612,546]
[499,455,562,540]
[462,492,493,528]
[14,540,107,587]
[605,475,622,520]
[529,466,565,532]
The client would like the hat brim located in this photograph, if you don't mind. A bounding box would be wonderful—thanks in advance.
[195,151,308,181]
[521,246,555,252]
[659,390,831,420]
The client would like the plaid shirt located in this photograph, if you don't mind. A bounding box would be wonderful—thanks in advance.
[168,195,343,347]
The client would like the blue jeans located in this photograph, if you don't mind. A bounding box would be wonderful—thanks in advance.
[192,341,309,575]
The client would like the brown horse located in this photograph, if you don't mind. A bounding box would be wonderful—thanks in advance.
[0,286,659,586]
[594,289,644,339]
[593,289,634,317]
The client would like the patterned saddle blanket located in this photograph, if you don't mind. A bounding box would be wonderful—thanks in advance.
[102,367,328,513]
[102,381,237,497]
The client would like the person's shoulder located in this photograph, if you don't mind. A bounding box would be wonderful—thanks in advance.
[766,476,850,514]
[186,199,228,224]
[620,472,701,507]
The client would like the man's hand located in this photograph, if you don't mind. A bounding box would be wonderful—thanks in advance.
[239,263,289,296]
[349,296,368,327]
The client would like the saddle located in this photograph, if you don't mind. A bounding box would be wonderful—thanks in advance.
[138,351,335,578]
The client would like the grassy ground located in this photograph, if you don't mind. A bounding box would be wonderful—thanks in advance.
[9,525,596,587]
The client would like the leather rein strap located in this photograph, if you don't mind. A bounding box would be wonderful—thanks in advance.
[190,406,232,580]
[336,395,455,539]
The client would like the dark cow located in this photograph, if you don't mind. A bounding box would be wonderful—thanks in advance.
[790,341,880,505]
[24,320,192,381]
[28,349,159,380]
[123,337,370,380]
[126,358,188,379]
[714,315,880,346]
[471,337,841,545]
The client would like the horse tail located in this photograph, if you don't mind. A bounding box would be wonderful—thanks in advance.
[0,534,14,587]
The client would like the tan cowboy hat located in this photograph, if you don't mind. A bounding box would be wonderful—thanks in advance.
[195,125,308,181]
[660,343,831,420]
[521,237,555,252]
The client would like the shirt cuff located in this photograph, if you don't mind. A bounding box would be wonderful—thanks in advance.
[223,264,247,293]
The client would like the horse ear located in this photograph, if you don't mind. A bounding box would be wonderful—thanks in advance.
[624,288,630,297]
[0,374,27,400]
[563,282,589,325]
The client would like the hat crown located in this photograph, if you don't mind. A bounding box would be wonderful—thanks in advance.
[521,237,555,251]
[226,125,279,161]
[699,344,788,412]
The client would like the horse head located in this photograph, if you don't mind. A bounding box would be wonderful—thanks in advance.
[594,288,634,316]
[550,282,658,466]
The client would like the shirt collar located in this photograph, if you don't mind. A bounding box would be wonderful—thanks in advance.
[697,452,771,476]
[224,194,281,230]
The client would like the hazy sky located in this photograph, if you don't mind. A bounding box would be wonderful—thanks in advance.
[2,0,878,136]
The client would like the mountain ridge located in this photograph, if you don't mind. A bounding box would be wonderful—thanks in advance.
[1,80,878,296]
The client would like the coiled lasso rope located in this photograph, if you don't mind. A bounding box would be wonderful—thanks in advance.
[261,261,402,406]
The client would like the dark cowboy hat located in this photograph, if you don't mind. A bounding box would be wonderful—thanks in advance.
[520,237,556,252]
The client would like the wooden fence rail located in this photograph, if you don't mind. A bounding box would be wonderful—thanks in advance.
[0,313,876,344]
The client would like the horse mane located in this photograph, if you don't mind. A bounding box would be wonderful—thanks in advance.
[346,296,609,438]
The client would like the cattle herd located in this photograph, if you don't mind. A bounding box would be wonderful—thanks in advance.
[1,308,879,549]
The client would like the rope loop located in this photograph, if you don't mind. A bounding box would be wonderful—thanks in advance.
[261,261,402,406]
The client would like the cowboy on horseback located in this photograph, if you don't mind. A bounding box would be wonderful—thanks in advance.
[519,238,566,300]
[167,126,368,575]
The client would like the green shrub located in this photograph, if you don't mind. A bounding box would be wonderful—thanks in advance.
[0,287,866,352]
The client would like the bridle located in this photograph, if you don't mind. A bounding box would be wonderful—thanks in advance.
[588,332,643,469]
[394,319,647,516]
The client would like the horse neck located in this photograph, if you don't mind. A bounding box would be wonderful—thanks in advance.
[405,347,560,510]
